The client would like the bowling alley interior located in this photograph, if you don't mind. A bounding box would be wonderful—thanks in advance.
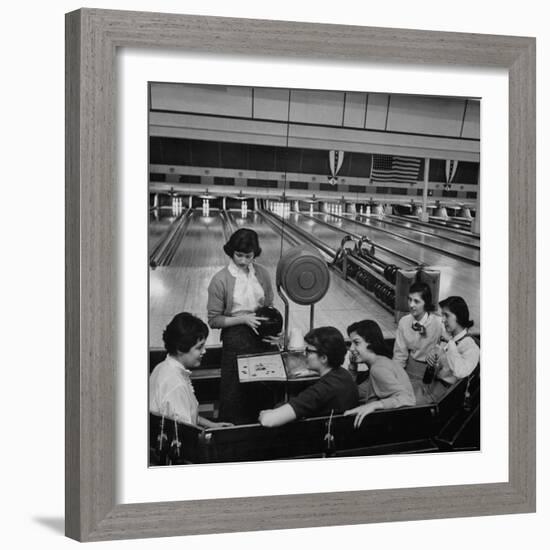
[148,82,481,464]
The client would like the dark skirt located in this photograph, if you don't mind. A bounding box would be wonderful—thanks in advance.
[218,325,276,424]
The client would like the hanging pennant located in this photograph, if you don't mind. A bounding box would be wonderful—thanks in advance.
[445,159,459,184]
[328,150,345,185]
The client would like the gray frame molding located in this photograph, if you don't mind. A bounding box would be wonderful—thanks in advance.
[65,8,536,542]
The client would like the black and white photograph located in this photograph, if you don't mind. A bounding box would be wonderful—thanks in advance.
[3,0,544,545]
[148,82,481,465]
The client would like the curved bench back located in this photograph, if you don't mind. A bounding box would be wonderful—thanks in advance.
[150,400,440,465]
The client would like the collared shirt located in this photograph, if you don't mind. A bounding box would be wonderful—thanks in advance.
[149,355,199,424]
[228,260,265,315]
[393,312,443,369]
[436,329,480,384]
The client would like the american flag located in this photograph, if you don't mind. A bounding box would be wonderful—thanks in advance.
[370,155,422,185]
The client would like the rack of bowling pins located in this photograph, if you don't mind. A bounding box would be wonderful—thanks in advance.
[171,197,184,215]
[201,198,211,216]
[323,202,343,215]
[266,200,291,217]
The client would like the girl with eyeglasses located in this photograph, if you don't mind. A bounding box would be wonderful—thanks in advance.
[258,327,359,427]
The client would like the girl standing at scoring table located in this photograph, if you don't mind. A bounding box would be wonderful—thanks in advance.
[393,281,443,403]
[207,228,276,424]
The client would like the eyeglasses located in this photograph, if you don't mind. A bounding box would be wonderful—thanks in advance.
[304,347,319,356]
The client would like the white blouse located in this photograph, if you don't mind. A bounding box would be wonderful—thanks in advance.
[228,260,265,315]
[149,355,199,424]
[436,329,480,384]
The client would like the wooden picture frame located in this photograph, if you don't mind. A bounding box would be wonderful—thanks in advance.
[65,8,536,542]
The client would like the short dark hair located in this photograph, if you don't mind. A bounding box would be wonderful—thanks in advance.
[408,281,436,312]
[304,326,347,369]
[162,312,208,355]
[439,296,474,329]
[347,320,392,358]
[223,228,262,258]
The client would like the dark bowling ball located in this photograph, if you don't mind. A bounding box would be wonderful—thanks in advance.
[255,306,284,338]
[389,289,396,308]
[365,274,375,292]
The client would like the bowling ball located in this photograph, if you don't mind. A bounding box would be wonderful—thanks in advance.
[255,306,284,338]
[347,263,358,278]
[365,274,375,292]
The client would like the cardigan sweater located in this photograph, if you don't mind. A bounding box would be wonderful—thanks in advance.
[207,262,274,329]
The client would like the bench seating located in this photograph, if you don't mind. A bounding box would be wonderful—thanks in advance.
[149,339,480,465]
[150,370,479,465]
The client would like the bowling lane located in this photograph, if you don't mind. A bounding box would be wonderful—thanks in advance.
[374,214,480,248]
[291,212,480,325]
[227,210,397,339]
[352,214,480,263]
[148,208,176,255]
[307,212,464,266]
[297,212,424,265]
[169,210,226,267]
[431,217,473,230]
[149,209,227,348]
[400,214,477,236]
[278,212,415,267]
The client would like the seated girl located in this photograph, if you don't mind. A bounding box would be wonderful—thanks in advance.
[149,312,232,428]
[258,327,359,427]
[393,281,443,403]
[344,320,416,428]
[424,296,480,401]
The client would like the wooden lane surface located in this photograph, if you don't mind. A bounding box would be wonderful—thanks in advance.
[149,210,227,348]
[148,210,176,255]
[396,214,479,238]
[296,213,414,267]
[354,213,480,249]
[293,212,480,326]
[351,215,480,263]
